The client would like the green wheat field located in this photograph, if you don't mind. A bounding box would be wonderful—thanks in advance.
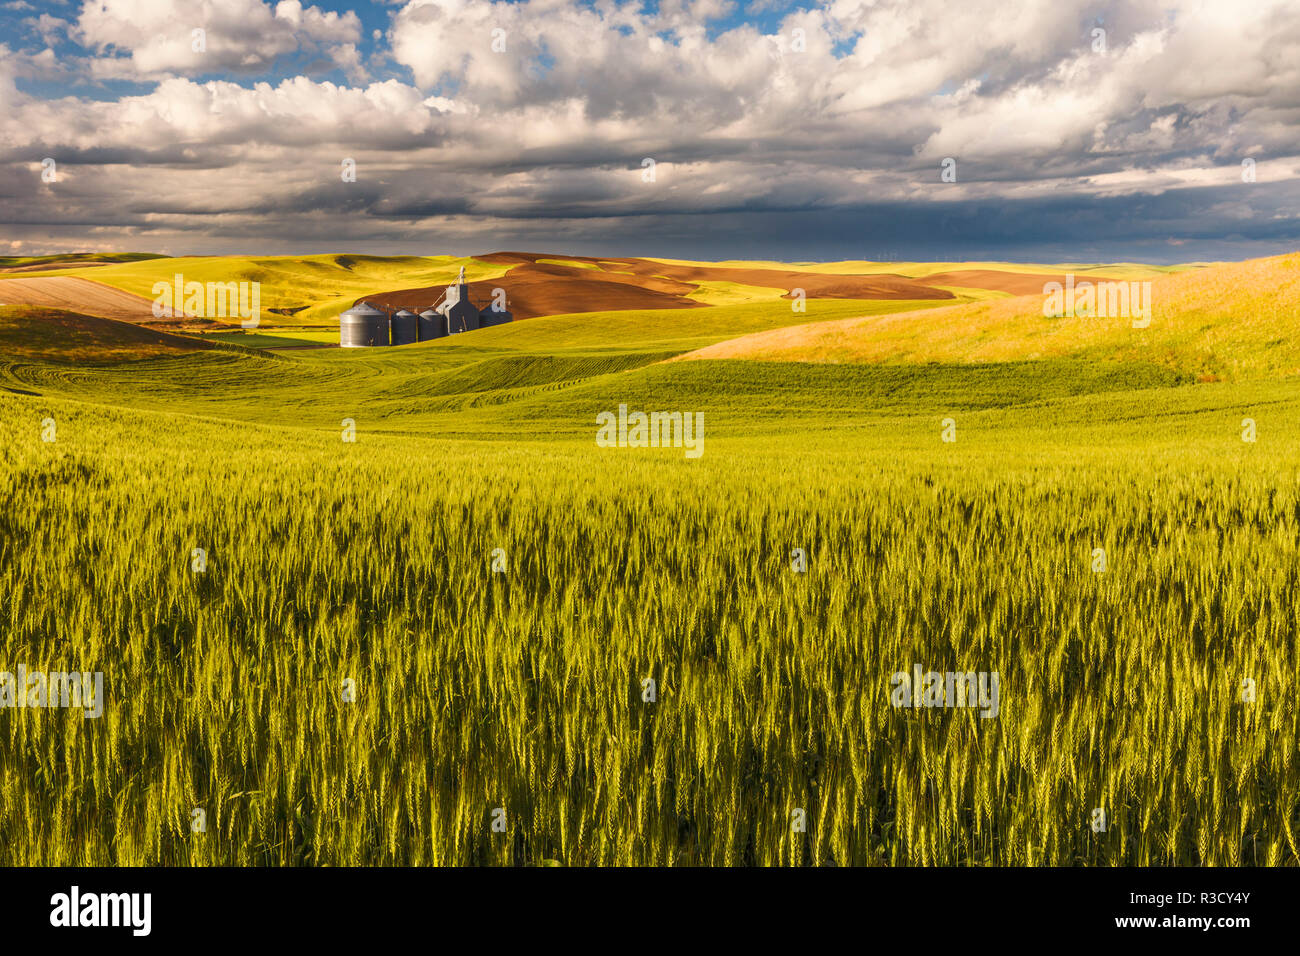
[1,255,1298,866]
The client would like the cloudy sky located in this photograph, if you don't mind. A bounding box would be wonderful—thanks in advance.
[1,0,1297,262]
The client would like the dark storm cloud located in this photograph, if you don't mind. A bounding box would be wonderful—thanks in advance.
[0,0,1297,260]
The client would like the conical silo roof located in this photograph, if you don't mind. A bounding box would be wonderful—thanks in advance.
[341,301,387,317]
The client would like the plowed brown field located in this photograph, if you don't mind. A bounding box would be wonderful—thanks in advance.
[0,276,165,324]
[358,252,970,319]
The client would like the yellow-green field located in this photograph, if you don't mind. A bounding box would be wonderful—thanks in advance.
[1,253,1296,866]
[682,253,1300,380]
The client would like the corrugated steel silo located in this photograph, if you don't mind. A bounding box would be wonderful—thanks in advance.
[391,309,419,345]
[418,308,447,340]
[446,299,480,334]
[339,302,389,347]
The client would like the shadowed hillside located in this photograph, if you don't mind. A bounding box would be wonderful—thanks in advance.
[0,305,209,364]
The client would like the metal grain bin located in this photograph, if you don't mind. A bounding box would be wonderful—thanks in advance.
[391,309,419,346]
[418,308,447,340]
[481,307,513,327]
[339,302,389,347]
[446,299,480,334]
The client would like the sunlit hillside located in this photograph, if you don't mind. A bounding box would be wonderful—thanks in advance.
[678,253,1300,381]
[27,254,510,326]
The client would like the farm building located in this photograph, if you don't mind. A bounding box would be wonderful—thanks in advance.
[338,267,512,347]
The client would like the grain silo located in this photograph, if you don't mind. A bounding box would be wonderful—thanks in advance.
[338,266,513,347]
[339,302,390,347]
[445,298,481,334]
[418,308,447,340]
[391,309,419,345]
[480,305,513,327]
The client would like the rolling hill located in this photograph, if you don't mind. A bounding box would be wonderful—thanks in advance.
[0,305,210,364]
[2,249,1298,867]
[0,252,167,273]
[9,254,512,327]
[0,276,163,324]
[9,251,1188,331]
[676,252,1300,381]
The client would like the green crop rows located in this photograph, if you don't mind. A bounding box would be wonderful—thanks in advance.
[1,301,1297,866]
